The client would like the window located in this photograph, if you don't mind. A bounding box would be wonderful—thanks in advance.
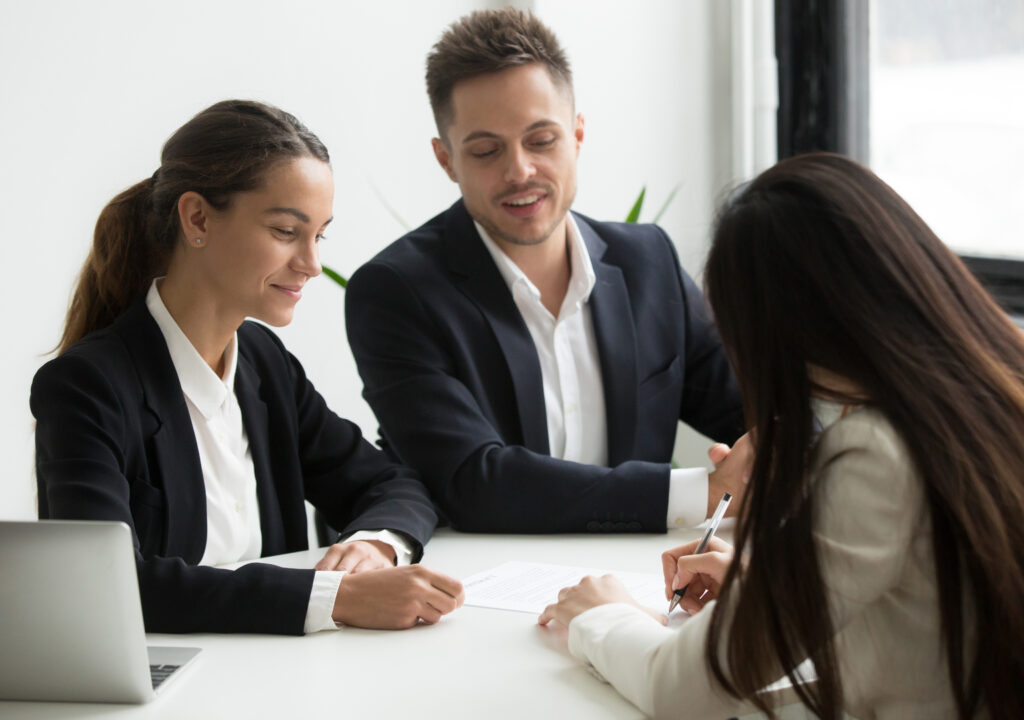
[870,0,1024,263]
[776,0,1024,319]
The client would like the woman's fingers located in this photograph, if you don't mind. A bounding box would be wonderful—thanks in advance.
[662,539,702,597]
[673,549,732,591]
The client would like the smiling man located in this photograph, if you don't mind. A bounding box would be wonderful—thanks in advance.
[345,8,746,533]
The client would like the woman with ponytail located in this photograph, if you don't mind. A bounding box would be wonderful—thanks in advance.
[32,100,464,635]
[539,153,1024,718]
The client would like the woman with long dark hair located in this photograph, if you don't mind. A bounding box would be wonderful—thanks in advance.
[539,153,1024,718]
[32,100,463,635]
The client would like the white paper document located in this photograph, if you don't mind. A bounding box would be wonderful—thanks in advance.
[463,560,670,614]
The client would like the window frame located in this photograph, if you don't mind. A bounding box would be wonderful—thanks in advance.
[774,0,1024,324]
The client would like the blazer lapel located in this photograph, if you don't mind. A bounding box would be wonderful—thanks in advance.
[234,352,286,556]
[442,201,549,454]
[116,302,207,563]
[577,216,638,466]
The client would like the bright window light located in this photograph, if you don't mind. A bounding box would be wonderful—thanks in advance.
[870,0,1024,260]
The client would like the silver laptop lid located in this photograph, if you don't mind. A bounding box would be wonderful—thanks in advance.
[0,520,155,703]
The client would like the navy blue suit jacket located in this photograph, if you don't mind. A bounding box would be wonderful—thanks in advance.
[345,200,743,533]
[31,301,437,635]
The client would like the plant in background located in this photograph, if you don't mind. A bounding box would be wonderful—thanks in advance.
[320,265,348,289]
[321,185,680,289]
[321,180,412,290]
[625,184,681,224]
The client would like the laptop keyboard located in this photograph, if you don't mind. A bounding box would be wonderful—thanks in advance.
[150,664,181,689]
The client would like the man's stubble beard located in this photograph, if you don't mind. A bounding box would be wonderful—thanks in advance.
[474,178,577,248]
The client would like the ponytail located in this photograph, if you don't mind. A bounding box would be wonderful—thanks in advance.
[57,176,172,354]
[56,99,330,355]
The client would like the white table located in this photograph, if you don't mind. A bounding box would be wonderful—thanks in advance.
[0,527,809,719]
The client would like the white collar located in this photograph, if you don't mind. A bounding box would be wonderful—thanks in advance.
[475,213,597,307]
[145,279,239,419]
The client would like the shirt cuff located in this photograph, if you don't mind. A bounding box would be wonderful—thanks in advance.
[304,570,345,633]
[344,529,414,566]
[666,466,709,529]
[568,602,674,716]
[568,603,668,660]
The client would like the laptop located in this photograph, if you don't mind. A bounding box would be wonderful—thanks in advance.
[0,520,200,703]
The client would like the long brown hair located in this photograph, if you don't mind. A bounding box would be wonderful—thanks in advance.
[58,99,330,354]
[703,152,1024,718]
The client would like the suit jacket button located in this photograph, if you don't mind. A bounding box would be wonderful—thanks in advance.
[627,521,643,530]
[586,521,600,532]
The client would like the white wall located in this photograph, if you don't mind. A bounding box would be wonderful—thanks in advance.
[537,0,736,271]
[0,0,751,519]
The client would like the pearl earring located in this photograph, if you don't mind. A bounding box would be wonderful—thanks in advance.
[194,238,202,245]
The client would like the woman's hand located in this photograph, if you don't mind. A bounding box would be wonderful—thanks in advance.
[314,539,396,572]
[661,536,734,614]
[538,574,667,628]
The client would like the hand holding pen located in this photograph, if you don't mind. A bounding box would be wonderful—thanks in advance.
[662,492,734,614]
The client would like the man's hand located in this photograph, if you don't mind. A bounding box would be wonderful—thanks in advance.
[332,565,465,629]
[315,540,396,573]
[538,574,667,628]
[706,431,753,517]
[660,536,734,615]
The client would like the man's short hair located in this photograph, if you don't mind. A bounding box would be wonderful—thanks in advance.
[426,7,573,140]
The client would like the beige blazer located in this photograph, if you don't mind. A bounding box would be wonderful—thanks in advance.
[568,407,960,719]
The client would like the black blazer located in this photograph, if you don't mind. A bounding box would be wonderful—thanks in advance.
[31,301,437,635]
[346,200,743,533]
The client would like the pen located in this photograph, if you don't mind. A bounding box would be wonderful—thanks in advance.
[668,492,732,613]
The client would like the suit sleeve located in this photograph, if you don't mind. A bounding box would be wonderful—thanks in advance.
[31,352,315,635]
[253,326,437,558]
[346,261,671,534]
[661,230,745,444]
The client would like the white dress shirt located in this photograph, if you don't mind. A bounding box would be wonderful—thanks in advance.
[145,281,410,633]
[475,217,709,528]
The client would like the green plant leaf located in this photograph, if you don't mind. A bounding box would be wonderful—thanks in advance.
[625,186,646,223]
[321,264,348,289]
[652,184,682,224]
[367,176,412,231]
